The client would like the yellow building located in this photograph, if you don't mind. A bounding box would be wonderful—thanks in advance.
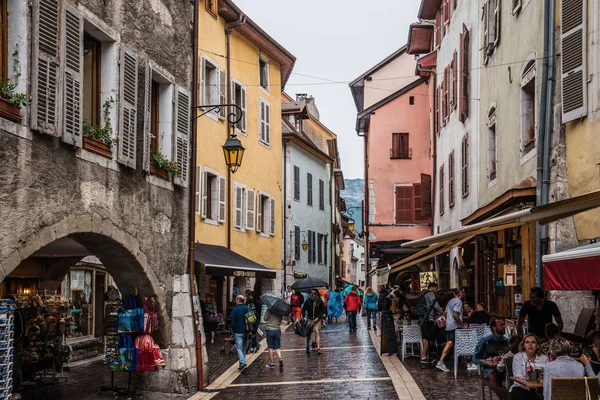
[194,0,295,309]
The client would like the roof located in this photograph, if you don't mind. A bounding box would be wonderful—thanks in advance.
[282,118,334,164]
[282,101,306,114]
[357,77,428,120]
[407,23,434,55]
[418,0,443,20]
[415,51,437,77]
[218,0,296,88]
[195,243,276,279]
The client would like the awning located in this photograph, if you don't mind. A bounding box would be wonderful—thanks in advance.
[194,243,276,279]
[407,24,434,55]
[543,243,600,290]
[402,189,600,248]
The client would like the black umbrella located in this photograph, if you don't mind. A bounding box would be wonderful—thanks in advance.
[260,293,291,317]
[294,318,314,338]
[290,276,328,292]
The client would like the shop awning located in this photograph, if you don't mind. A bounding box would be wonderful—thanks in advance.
[543,243,600,290]
[401,189,600,249]
[194,243,277,279]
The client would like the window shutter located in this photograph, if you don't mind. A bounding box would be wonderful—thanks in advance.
[174,88,190,186]
[453,0,457,9]
[319,179,325,210]
[561,0,587,123]
[460,25,470,122]
[443,0,450,29]
[233,185,242,229]
[294,226,301,260]
[31,0,60,135]
[259,100,265,142]
[240,85,247,132]
[435,11,441,49]
[452,52,457,111]
[414,184,423,222]
[200,57,206,105]
[218,69,226,119]
[269,198,275,236]
[421,173,432,219]
[324,235,328,265]
[512,0,521,14]
[218,176,226,223]
[62,6,83,147]
[493,0,500,47]
[395,186,413,224]
[265,103,270,144]
[318,234,322,264]
[312,231,316,262]
[462,134,469,197]
[307,173,313,206]
[449,151,455,208]
[391,133,400,158]
[308,230,313,263]
[294,166,300,200]
[434,83,439,134]
[439,166,445,216]
[195,165,202,214]
[256,194,263,233]
[246,189,255,230]
[443,67,448,123]
[201,170,208,218]
[118,47,138,168]
[142,63,152,171]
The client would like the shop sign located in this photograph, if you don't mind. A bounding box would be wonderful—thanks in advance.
[70,271,85,290]
[515,293,522,304]
[420,272,438,289]
[293,271,308,279]
[233,270,255,278]
[504,264,517,287]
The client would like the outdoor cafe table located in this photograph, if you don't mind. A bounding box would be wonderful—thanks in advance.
[510,376,543,389]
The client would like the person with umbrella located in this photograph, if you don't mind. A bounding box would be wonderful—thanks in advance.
[260,293,290,369]
[302,289,326,355]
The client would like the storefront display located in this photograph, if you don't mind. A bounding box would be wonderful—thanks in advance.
[0,299,15,399]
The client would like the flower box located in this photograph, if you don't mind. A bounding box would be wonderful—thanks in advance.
[0,97,22,124]
[150,163,169,180]
[83,136,113,159]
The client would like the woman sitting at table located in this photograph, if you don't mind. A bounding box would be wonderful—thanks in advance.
[509,334,548,400]
[543,337,584,400]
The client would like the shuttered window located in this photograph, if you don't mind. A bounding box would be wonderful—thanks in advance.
[218,176,226,223]
[234,184,243,230]
[259,98,271,145]
[395,186,413,224]
[435,11,441,49]
[421,174,432,220]
[460,25,470,122]
[246,189,255,230]
[175,88,190,186]
[451,52,457,111]
[449,151,455,208]
[308,229,313,263]
[232,80,247,133]
[195,165,202,215]
[561,0,587,122]
[294,165,300,201]
[319,179,325,210]
[391,133,410,159]
[294,225,301,260]
[434,82,440,134]
[443,67,449,123]
[461,133,470,197]
[443,0,450,32]
[307,173,313,206]
[318,233,323,264]
[439,165,445,216]
[324,235,328,265]
[414,184,423,222]
[63,6,83,147]
[312,231,316,262]
[270,198,276,236]
[218,69,226,119]
[118,48,138,168]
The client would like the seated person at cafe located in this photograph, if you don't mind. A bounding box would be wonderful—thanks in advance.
[543,337,584,400]
[582,330,600,375]
[469,302,490,325]
[463,302,473,322]
[509,334,548,400]
[581,341,600,390]
[474,318,510,388]
[517,286,563,339]
[497,335,521,374]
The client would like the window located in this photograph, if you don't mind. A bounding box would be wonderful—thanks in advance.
[461,133,470,197]
[307,173,313,206]
[201,169,226,223]
[361,253,365,259]
[361,264,365,272]
[409,96,415,105]
[414,176,433,223]
[319,179,325,210]
[391,133,410,159]
[246,189,255,231]
[233,182,247,231]
[435,11,441,49]
[311,231,316,263]
[82,35,101,127]
[459,24,470,122]
[324,235,328,265]
[520,59,536,155]
[294,226,301,260]
[449,151,455,208]
[150,81,159,153]
[434,84,440,134]
[307,229,313,263]
[560,0,587,122]
[231,80,247,133]
[293,165,300,201]
[395,185,413,224]
[256,193,275,236]
[451,52,457,111]
[200,56,226,119]
[148,70,175,164]
[205,0,218,17]
[0,0,6,81]
[439,165,445,216]
[487,107,497,182]
[443,67,449,122]
[259,98,270,145]
[318,233,323,264]
[483,0,500,64]
[259,56,269,91]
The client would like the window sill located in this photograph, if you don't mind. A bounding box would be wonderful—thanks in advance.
[259,232,270,239]
[520,147,537,165]
[77,147,119,171]
[259,86,270,96]
[488,178,498,189]
[390,156,411,160]
[203,218,219,226]
[0,117,31,140]
[259,140,271,149]
[146,174,174,191]
[235,127,247,137]
[234,227,247,233]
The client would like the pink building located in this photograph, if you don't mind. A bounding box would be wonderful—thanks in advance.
[350,46,433,272]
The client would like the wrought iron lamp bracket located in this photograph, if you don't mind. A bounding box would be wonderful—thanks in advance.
[192,104,243,126]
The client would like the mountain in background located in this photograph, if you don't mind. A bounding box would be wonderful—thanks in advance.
[341,178,364,233]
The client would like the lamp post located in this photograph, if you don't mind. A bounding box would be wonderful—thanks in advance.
[344,206,363,232]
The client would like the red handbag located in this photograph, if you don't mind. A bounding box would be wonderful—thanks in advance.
[143,297,160,334]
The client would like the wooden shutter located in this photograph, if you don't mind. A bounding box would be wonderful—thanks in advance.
[453,0,457,9]
[195,165,202,214]
[269,198,275,236]
[308,230,313,262]
[142,63,152,171]
[421,173,432,219]
[324,235,328,265]
[246,189,255,230]
[233,185,242,229]
[395,186,413,224]
[256,194,263,233]
[118,47,138,168]
[294,226,301,260]
[62,6,83,147]
[259,100,266,142]
[312,232,316,262]
[294,165,300,200]
[443,67,449,123]
[200,57,206,105]
[399,133,409,158]
[391,133,400,158]
[241,85,247,132]
[318,233,322,263]
[435,11,441,49]
[452,52,457,111]
[414,184,423,222]
[449,151,455,208]
[443,0,450,30]
[319,180,325,210]
[460,25,470,122]
[174,88,190,186]
[307,173,313,206]
[201,170,208,218]
[434,83,440,134]
[439,166,445,216]
[493,0,500,47]
[561,0,587,122]
[218,176,226,223]
[265,103,271,144]
[462,134,469,197]
[218,69,226,119]
[31,0,60,135]
[512,0,521,14]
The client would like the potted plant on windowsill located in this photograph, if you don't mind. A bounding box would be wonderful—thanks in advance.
[150,151,180,180]
[83,98,117,158]
[0,80,30,124]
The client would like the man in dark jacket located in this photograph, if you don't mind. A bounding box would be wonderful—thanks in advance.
[230,295,249,371]
[302,289,326,354]
[246,292,263,352]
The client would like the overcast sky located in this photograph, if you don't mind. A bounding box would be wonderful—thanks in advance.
[234,0,421,179]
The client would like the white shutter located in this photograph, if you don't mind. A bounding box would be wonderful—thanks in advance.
[265,103,270,145]
[512,0,522,15]
[219,69,226,119]
[256,194,263,233]
[246,189,255,230]
[230,80,237,129]
[174,87,190,186]
[561,0,587,123]
[142,63,152,171]
[218,176,226,223]
[241,85,247,133]
[201,170,208,218]
[118,47,138,168]
[269,197,275,236]
[493,0,500,47]
[200,57,206,105]
[31,0,60,135]
[234,185,242,229]
[195,165,201,215]
[259,100,265,142]
[62,5,83,147]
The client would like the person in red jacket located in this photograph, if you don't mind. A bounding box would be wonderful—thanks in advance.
[344,288,362,333]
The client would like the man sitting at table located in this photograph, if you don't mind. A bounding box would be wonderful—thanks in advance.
[474,318,509,389]
[543,337,584,400]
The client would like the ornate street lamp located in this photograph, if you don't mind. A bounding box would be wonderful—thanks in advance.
[222,133,245,174]
[301,240,308,251]
[344,206,362,232]
[347,219,355,232]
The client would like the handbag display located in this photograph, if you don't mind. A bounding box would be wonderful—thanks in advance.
[109,334,137,372]
[118,295,144,333]
[143,297,160,334]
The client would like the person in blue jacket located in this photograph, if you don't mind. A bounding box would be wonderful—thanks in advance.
[364,287,378,330]
[230,295,249,371]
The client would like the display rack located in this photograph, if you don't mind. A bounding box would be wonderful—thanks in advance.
[0,300,15,399]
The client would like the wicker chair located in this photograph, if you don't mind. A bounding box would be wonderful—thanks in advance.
[454,328,477,379]
[551,377,598,400]
[401,325,422,362]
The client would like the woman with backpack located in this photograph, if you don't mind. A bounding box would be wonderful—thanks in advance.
[290,290,304,323]
[364,287,378,330]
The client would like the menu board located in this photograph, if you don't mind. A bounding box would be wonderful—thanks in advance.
[380,310,398,356]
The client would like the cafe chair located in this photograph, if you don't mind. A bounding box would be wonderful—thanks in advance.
[552,377,598,400]
[504,357,514,390]
[401,325,422,363]
[454,328,477,379]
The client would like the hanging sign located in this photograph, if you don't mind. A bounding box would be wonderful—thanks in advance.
[233,270,255,278]
[420,272,439,289]
[70,271,85,290]
[504,264,517,287]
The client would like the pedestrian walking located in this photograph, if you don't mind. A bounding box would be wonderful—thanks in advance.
[364,287,378,330]
[302,289,326,354]
[436,288,472,372]
[263,309,283,369]
[318,286,330,326]
[328,289,343,323]
[231,295,249,371]
[344,288,362,333]
[290,290,304,323]
[246,291,263,352]
[416,282,444,363]
[205,294,219,344]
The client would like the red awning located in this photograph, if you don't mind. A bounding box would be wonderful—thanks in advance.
[543,243,600,290]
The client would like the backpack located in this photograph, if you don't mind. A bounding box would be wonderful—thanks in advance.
[415,291,429,317]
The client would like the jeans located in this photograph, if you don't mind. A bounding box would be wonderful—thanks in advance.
[234,333,246,367]
[348,311,357,330]
[366,309,377,328]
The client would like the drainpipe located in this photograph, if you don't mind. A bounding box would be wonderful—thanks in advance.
[283,141,288,292]
[188,0,203,390]
[536,0,555,288]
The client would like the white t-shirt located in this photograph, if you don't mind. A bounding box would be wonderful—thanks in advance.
[445,297,463,331]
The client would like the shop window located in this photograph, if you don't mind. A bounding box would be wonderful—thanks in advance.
[259,56,269,92]
[520,59,536,155]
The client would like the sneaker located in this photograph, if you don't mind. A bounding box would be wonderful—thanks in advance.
[367,326,371,330]
[317,348,322,355]
[239,364,248,372]
[467,363,478,371]
[420,357,429,364]
[436,363,450,372]
[306,346,310,353]
[279,358,283,368]
[266,363,275,369]
[374,326,377,331]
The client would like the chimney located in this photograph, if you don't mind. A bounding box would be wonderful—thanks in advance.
[296,93,320,120]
